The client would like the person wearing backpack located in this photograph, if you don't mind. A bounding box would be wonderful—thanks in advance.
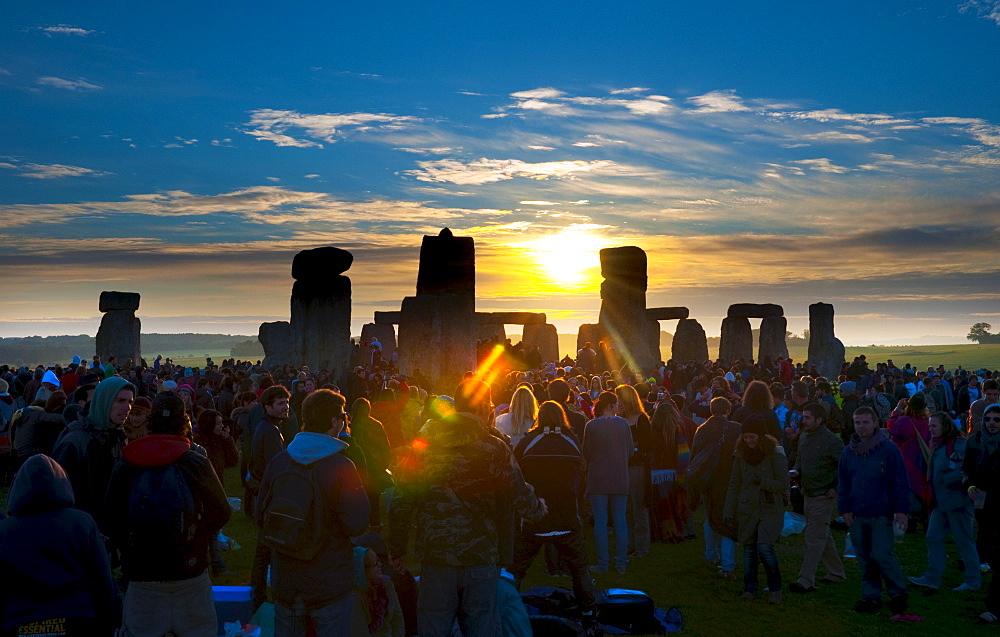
[103,390,230,637]
[690,396,741,579]
[255,389,370,637]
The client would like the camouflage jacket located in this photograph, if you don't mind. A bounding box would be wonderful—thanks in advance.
[387,411,545,567]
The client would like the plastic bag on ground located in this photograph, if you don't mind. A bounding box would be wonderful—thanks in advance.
[780,511,806,537]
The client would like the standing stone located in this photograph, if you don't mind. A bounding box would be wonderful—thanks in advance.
[289,246,354,382]
[672,319,709,363]
[96,291,141,364]
[719,316,753,364]
[577,324,603,353]
[360,323,397,359]
[808,303,845,380]
[648,320,662,366]
[758,315,789,363]
[397,294,476,393]
[598,247,654,375]
[259,321,293,368]
[522,323,558,363]
[477,323,507,343]
[416,228,476,297]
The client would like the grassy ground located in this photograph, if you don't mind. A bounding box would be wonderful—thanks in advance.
[5,466,999,635]
[210,465,1000,637]
[716,343,1000,373]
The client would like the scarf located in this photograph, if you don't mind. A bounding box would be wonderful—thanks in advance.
[743,446,766,467]
[850,428,887,456]
[366,576,391,633]
[980,425,1000,458]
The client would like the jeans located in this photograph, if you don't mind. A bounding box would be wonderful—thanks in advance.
[627,466,651,556]
[418,563,499,637]
[703,518,736,572]
[251,528,272,610]
[849,516,908,600]
[589,494,628,569]
[923,506,981,587]
[275,593,353,637]
[743,542,781,594]
[796,495,846,588]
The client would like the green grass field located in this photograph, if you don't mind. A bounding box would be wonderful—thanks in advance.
[4,465,1000,635]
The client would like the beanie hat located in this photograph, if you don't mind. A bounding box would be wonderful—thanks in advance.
[72,355,81,366]
[742,414,768,436]
[42,370,60,387]
[148,391,188,434]
[839,381,857,396]
[0,379,8,394]
[162,380,178,391]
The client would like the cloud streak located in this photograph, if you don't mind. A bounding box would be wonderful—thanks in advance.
[243,109,421,147]
[36,76,102,91]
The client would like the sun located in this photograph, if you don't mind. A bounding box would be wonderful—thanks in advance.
[527,227,607,287]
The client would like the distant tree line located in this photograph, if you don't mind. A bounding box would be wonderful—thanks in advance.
[0,333,258,366]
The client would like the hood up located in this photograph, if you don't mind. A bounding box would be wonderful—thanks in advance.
[7,454,74,516]
[41,370,60,387]
[287,431,348,465]
[88,376,135,430]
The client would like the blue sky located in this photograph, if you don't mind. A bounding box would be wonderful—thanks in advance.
[2,1,999,346]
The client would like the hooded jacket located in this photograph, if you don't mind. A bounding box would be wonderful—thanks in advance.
[256,432,370,609]
[387,411,545,567]
[0,455,116,633]
[837,429,910,519]
[52,377,133,518]
[103,434,231,581]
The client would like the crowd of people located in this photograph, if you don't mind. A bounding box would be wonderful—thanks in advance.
[0,343,998,635]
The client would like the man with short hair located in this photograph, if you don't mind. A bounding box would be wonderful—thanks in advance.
[388,379,547,637]
[691,396,741,578]
[576,342,597,375]
[789,403,846,593]
[546,378,587,436]
[256,389,370,637]
[104,391,230,637]
[53,376,134,518]
[970,379,999,433]
[246,384,292,612]
[838,406,910,615]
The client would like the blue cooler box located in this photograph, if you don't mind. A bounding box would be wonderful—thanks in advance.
[213,585,253,636]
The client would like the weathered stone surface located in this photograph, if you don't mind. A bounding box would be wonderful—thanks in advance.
[598,246,654,375]
[99,291,140,313]
[396,294,476,393]
[648,320,663,365]
[374,311,401,324]
[416,228,476,297]
[758,315,789,363]
[522,323,558,363]
[577,324,603,353]
[360,323,397,358]
[290,275,352,381]
[291,246,353,280]
[259,321,294,368]
[719,316,753,364]
[646,307,689,321]
[808,302,845,380]
[476,312,547,325]
[96,311,141,364]
[671,319,709,363]
[478,323,507,342]
[727,303,784,319]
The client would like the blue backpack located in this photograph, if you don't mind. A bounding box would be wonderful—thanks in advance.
[127,463,199,563]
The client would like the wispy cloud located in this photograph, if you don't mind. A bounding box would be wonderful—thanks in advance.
[404,158,617,185]
[30,25,96,36]
[0,158,109,179]
[687,89,750,113]
[243,109,421,148]
[36,76,102,91]
[611,87,649,95]
[959,0,1000,26]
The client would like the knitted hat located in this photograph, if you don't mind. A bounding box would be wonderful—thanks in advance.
[839,381,857,395]
[0,379,8,394]
[742,414,768,436]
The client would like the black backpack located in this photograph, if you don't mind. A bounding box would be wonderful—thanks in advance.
[259,460,326,561]
[127,463,199,563]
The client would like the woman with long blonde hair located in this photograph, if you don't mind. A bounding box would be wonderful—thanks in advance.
[649,400,692,543]
[615,384,652,560]
[495,385,538,449]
